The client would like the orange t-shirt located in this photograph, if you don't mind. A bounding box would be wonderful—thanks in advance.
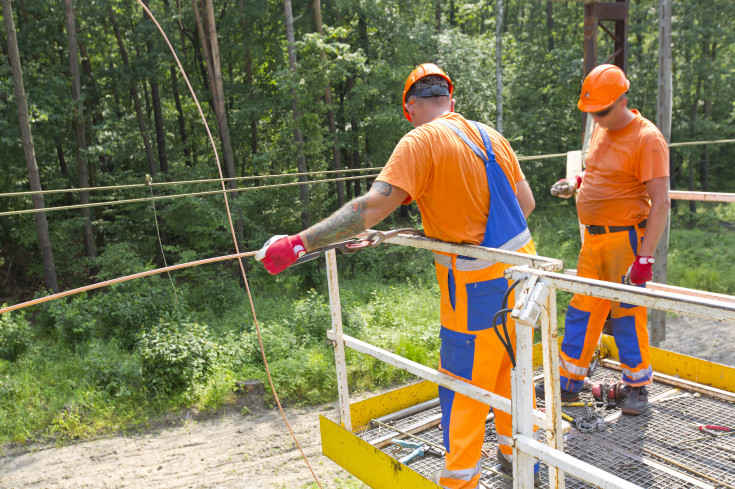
[577,110,669,226]
[375,112,526,245]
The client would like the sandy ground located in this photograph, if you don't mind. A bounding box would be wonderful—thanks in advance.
[0,402,364,489]
[0,313,732,489]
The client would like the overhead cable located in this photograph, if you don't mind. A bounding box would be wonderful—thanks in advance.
[0,167,383,199]
[0,173,380,217]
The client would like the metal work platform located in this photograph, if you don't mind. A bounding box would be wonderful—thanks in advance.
[355,363,735,489]
[318,232,735,489]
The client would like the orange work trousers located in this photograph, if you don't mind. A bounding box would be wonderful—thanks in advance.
[434,241,539,489]
[560,226,653,393]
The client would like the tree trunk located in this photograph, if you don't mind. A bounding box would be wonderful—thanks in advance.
[197,0,245,248]
[3,0,59,292]
[110,9,157,177]
[78,40,109,173]
[495,0,503,133]
[546,1,554,52]
[284,0,310,229]
[64,0,97,260]
[55,138,74,206]
[142,0,168,174]
[240,0,258,181]
[435,1,442,33]
[313,0,344,208]
[162,0,192,167]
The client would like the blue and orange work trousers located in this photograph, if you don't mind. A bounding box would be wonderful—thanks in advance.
[434,241,539,489]
[560,226,653,393]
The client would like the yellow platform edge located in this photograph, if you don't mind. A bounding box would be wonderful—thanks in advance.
[349,380,439,432]
[600,334,735,392]
[320,415,441,489]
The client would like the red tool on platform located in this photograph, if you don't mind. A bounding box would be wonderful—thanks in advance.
[692,424,732,432]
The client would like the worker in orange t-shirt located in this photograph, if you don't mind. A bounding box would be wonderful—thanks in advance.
[541,64,671,415]
[256,64,541,488]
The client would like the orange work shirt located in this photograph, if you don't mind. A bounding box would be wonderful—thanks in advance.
[375,112,526,245]
[577,110,669,226]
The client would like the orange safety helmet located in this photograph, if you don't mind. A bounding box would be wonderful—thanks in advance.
[577,64,630,113]
[402,63,454,121]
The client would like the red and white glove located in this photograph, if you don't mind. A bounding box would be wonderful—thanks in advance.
[550,174,582,198]
[625,256,654,285]
[255,234,306,275]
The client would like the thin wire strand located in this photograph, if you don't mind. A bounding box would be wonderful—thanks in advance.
[0,167,383,198]
[0,173,380,217]
[147,175,177,305]
[2,139,733,200]
[134,2,323,487]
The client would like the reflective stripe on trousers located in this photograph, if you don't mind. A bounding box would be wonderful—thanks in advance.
[560,227,653,391]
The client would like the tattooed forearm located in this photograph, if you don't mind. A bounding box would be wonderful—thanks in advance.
[372,181,393,197]
[302,195,369,250]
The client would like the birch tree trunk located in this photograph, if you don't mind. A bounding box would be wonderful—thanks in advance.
[3,0,59,292]
[284,0,311,229]
[65,0,97,260]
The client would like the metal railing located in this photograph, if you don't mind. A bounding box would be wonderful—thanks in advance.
[321,230,735,489]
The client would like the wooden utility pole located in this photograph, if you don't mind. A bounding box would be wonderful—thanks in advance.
[651,0,672,345]
[495,0,503,133]
[3,0,59,292]
[65,0,97,260]
[284,0,311,229]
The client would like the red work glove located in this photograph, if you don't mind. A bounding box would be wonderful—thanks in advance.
[625,256,654,285]
[255,234,306,275]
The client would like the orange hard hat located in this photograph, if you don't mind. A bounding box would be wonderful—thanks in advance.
[402,63,453,121]
[577,64,630,113]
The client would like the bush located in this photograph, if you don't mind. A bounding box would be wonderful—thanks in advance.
[0,309,31,361]
[138,320,217,396]
[39,296,96,349]
[84,339,144,398]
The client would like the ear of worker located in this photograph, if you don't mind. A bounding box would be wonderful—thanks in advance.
[255,234,305,275]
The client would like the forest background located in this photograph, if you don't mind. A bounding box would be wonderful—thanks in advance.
[0,0,733,447]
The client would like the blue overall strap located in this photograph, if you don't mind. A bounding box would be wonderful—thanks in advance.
[436,119,531,250]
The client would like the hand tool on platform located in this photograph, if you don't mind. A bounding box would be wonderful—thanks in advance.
[691,424,732,433]
[388,439,443,464]
[370,418,445,453]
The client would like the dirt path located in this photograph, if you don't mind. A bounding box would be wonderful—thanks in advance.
[0,403,365,489]
[657,313,735,367]
[1,314,731,489]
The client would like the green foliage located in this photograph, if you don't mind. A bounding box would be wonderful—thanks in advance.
[138,321,217,397]
[0,309,32,362]
[84,339,143,399]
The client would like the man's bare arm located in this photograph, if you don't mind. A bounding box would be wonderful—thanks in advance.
[516,179,535,218]
[639,176,671,257]
[299,181,409,251]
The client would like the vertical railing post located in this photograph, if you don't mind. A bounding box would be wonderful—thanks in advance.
[325,249,352,431]
[511,279,537,489]
[541,287,565,489]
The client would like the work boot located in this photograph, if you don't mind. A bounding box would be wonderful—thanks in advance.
[620,385,649,415]
[496,447,542,486]
[534,382,580,402]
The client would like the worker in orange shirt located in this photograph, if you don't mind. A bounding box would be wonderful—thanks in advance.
[542,64,671,415]
[256,64,541,487]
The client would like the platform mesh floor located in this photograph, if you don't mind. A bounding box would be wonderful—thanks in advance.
[359,366,735,488]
